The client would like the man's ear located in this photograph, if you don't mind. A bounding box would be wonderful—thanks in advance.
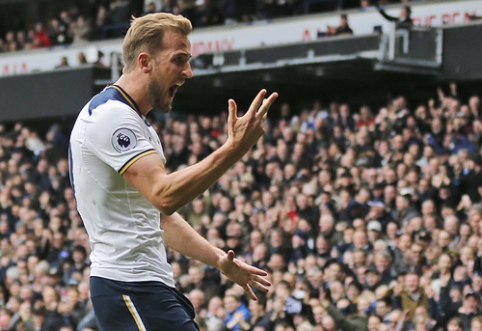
[138,52,151,73]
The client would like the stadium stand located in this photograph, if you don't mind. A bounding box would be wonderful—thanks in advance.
[0,0,422,53]
[1,82,482,330]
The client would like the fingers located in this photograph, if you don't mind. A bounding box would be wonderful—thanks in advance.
[257,92,279,120]
[240,263,268,276]
[227,250,235,261]
[244,284,258,301]
[246,90,267,117]
[243,276,270,300]
[249,277,270,292]
[250,282,269,293]
[228,99,237,126]
[251,274,271,287]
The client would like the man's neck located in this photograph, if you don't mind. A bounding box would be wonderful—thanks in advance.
[115,74,151,115]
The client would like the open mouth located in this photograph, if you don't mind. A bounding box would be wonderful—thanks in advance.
[168,85,178,97]
[168,82,183,98]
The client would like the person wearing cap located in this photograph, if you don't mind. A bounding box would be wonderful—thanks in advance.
[365,200,393,229]
[366,220,383,244]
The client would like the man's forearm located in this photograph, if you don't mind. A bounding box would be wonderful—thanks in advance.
[161,212,224,268]
[154,142,240,214]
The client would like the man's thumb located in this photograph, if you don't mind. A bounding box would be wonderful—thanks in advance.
[228,99,237,124]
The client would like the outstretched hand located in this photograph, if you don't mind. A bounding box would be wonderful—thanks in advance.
[227,90,278,155]
[218,250,271,301]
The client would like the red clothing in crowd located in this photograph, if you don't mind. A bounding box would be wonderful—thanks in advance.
[33,30,52,48]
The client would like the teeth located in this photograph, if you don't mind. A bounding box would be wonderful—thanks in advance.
[176,82,183,86]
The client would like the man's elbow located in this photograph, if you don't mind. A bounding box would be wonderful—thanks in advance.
[151,184,179,215]
[155,191,183,215]
[156,198,178,216]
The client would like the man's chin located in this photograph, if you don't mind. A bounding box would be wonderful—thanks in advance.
[154,102,173,113]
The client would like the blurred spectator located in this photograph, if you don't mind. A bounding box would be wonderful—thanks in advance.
[32,22,52,49]
[0,83,481,330]
[108,0,131,24]
[4,31,18,52]
[90,5,111,40]
[48,19,67,46]
[198,0,224,26]
[144,1,159,15]
[71,15,91,45]
[55,56,70,69]
[377,4,413,28]
[327,14,354,36]
[180,0,200,27]
[160,0,180,14]
[77,52,88,66]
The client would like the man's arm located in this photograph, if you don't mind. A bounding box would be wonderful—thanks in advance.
[161,212,271,300]
[123,90,278,215]
[376,5,398,22]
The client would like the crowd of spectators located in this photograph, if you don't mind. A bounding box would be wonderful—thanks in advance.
[0,0,427,54]
[1,81,482,331]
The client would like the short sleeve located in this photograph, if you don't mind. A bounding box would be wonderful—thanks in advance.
[84,101,156,174]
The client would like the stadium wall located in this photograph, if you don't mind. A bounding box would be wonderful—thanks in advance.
[0,0,480,77]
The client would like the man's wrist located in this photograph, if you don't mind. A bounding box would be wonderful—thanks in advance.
[214,247,228,271]
[219,140,239,164]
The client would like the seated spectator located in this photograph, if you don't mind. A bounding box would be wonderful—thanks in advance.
[327,14,354,36]
[55,56,70,69]
[77,52,88,66]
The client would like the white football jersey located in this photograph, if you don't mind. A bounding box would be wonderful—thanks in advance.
[69,85,175,286]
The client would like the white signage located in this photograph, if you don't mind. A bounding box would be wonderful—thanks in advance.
[0,0,480,76]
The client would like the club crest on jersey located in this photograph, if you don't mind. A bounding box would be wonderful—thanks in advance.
[112,128,137,153]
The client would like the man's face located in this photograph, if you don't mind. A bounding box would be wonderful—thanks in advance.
[405,274,419,294]
[438,231,451,248]
[375,301,388,317]
[149,30,192,112]
[375,255,389,272]
[464,296,478,313]
[366,272,380,286]
[223,296,239,313]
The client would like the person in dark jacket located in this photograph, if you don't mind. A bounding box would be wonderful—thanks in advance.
[377,4,413,28]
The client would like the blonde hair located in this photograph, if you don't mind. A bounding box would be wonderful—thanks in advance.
[122,13,192,72]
